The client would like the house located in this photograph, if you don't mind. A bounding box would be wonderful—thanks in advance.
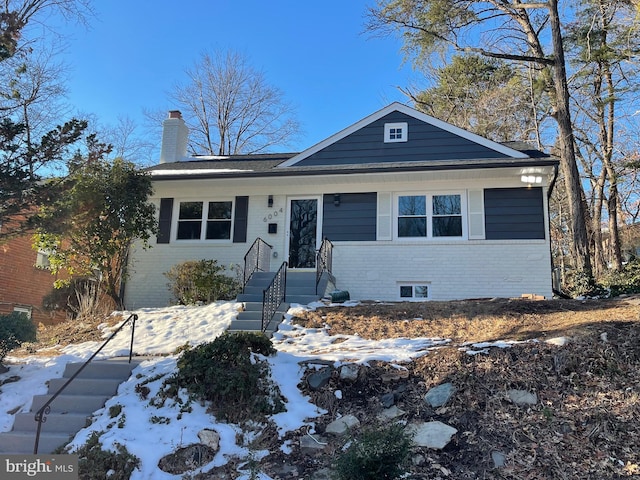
[0,221,66,325]
[123,103,558,309]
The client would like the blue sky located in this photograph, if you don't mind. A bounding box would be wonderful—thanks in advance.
[56,0,417,154]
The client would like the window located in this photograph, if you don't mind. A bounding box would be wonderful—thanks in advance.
[14,306,32,319]
[384,122,408,143]
[176,200,233,240]
[397,193,464,239]
[399,284,429,300]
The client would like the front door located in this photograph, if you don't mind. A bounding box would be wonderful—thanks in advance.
[287,197,321,269]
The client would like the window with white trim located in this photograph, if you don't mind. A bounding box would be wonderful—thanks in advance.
[396,193,464,239]
[399,284,429,301]
[14,306,32,319]
[176,200,233,240]
[384,122,408,143]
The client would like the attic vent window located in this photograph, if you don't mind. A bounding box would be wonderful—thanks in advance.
[384,122,408,143]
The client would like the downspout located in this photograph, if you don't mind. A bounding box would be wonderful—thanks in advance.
[547,164,570,298]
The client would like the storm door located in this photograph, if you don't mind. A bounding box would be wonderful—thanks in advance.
[286,197,320,269]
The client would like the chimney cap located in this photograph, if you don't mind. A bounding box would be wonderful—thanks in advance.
[168,110,182,119]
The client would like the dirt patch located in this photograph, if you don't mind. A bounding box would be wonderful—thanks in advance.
[293,297,640,343]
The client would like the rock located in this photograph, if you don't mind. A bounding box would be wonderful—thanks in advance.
[508,389,538,406]
[325,414,360,435]
[310,467,334,480]
[378,405,405,421]
[380,392,395,408]
[339,364,359,381]
[410,421,458,449]
[424,382,455,408]
[299,433,328,454]
[307,367,332,390]
[412,453,426,466]
[381,369,409,383]
[492,451,507,468]
[0,364,9,374]
[197,428,220,450]
[157,444,217,474]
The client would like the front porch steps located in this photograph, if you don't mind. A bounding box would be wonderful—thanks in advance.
[0,358,139,454]
[230,271,328,335]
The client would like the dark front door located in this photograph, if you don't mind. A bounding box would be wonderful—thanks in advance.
[287,198,319,268]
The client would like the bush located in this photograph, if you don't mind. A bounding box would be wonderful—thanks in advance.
[333,423,413,480]
[42,278,113,319]
[0,312,37,363]
[164,259,241,305]
[72,431,139,480]
[163,332,282,422]
[600,259,640,297]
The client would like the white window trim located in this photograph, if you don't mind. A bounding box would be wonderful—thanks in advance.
[393,191,468,240]
[14,306,33,319]
[384,122,408,143]
[173,199,235,243]
[398,283,430,301]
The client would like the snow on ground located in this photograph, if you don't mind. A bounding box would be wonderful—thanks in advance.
[1,300,459,479]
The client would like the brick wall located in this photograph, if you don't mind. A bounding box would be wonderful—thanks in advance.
[0,235,66,325]
[332,240,553,301]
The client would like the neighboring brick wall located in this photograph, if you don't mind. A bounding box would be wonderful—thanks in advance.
[332,240,553,301]
[0,236,66,325]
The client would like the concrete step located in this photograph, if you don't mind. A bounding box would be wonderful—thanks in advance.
[286,295,322,304]
[236,311,263,321]
[237,293,263,303]
[0,358,138,455]
[0,431,72,455]
[47,377,123,396]
[31,394,109,415]
[62,360,137,380]
[12,412,91,434]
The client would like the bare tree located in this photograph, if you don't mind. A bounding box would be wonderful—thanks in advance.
[170,50,301,155]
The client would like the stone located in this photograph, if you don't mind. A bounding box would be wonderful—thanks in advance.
[380,392,395,408]
[508,389,538,406]
[492,451,507,468]
[157,444,217,474]
[378,405,405,421]
[197,428,220,450]
[424,382,455,408]
[307,367,332,390]
[410,421,458,449]
[325,414,360,435]
[339,364,359,381]
[299,433,328,454]
[310,467,334,480]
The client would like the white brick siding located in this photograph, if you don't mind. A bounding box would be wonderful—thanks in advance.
[332,240,553,301]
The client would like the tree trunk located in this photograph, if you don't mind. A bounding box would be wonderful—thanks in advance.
[549,0,593,276]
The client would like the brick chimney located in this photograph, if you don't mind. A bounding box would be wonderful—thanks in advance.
[159,110,189,163]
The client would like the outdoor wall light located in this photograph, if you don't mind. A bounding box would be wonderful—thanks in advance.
[334,194,341,207]
[520,175,542,185]
[268,195,274,207]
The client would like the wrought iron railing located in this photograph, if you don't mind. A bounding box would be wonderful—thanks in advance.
[316,238,333,294]
[33,313,138,454]
[243,238,272,290]
[262,261,287,332]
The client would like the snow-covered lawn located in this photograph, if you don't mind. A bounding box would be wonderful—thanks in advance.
[0,301,452,479]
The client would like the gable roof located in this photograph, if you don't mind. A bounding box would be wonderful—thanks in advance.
[147,102,556,181]
[277,102,529,168]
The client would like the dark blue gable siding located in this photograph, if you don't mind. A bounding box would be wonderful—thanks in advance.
[322,193,377,241]
[484,188,545,240]
[296,112,510,166]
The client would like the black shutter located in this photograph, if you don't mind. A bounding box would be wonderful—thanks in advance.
[157,198,173,244]
[233,196,249,243]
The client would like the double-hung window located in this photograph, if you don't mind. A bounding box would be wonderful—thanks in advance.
[176,200,233,240]
[397,193,464,239]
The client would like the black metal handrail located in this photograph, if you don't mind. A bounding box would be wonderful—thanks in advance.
[262,261,287,332]
[33,312,138,454]
[316,238,333,294]
[243,238,272,290]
